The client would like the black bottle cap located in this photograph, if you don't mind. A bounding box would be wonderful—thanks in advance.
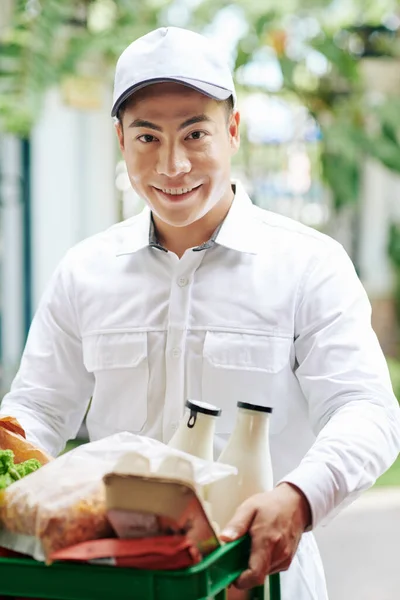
[237,402,273,413]
[186,399,222,417]
[185,400,221,428]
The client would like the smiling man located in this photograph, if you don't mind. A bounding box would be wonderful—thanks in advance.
[114,81,239,257]
[1,26,400,600]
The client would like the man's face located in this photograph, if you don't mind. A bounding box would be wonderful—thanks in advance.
[115,83,240,228]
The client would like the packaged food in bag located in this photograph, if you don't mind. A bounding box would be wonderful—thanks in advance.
[0,432,236,562]
[0,460,112,559]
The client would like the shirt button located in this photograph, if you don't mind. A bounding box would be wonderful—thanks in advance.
[178,276,188,287]
[171,422,179,432]
[172,347,182,359]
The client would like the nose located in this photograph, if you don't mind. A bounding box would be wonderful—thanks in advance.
[156,142,191,177]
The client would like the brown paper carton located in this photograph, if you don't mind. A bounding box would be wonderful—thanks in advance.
[103,469,220,557]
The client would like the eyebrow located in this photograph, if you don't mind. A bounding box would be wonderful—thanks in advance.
[128,114,213,132]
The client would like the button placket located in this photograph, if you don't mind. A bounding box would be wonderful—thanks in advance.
[178,276,188,287]
[162,250,207,442]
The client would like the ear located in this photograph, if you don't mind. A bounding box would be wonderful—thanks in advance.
[115,121,125,153]
[229,110,240,155]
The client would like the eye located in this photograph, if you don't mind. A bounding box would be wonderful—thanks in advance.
[138,134,158,143]
[186,131,206,140]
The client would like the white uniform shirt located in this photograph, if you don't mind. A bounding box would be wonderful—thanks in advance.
[2,181,400,599]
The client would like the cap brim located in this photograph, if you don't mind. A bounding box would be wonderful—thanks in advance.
[111,77,233,117]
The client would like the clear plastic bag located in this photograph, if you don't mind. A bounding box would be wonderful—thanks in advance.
[0,432,236,561]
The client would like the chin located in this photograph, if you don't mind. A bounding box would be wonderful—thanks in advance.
[158,206,208,227]
[162,215,201,228]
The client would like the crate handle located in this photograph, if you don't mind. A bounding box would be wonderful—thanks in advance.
[250,573,281,600]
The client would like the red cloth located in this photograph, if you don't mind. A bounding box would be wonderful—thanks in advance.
[50,535,201,569]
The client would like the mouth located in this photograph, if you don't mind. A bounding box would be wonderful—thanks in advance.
[153,184,202,202]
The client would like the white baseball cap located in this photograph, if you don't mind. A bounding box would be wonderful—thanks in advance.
[111,26,236,117]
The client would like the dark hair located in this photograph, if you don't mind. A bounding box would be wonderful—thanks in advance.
[224,95,234,118]
[117,93,234,125]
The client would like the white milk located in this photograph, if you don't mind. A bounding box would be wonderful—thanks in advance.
[167,399,221,461]
[209,402,273,530]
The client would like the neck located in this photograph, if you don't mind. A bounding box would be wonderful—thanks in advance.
[153,187,234,258]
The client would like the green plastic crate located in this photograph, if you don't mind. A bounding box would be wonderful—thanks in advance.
[0,536,281,600]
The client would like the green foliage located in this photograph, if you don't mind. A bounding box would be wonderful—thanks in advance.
[376,357,400,489]
[367,99,400,172]
[216,4,400,211]
[310,34,360,82]
[386,357,400,405]
[0,0,166,134]
[0,0,73,132]
[60,438,86,455]
[388,223,400,269]
[387,224,400,327]
[321,151,360,211]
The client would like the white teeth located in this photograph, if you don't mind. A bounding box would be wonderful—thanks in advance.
[161,187,195,195]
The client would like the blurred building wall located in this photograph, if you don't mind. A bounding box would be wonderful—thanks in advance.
[0,135,25,390]
[1,83,118,392]
[359,160,400,356]
[30,85,118,309]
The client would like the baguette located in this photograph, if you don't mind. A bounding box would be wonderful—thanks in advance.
[0,417,52,465]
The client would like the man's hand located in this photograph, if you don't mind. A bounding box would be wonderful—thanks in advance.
[220,483,311,590]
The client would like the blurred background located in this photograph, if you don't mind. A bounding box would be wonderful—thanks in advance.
[0,1,399,598]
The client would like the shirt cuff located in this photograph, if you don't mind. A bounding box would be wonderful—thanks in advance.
[278,461,339,531]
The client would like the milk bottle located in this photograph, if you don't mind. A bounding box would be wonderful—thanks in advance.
[167,399,221,461]
[209,401,273,530]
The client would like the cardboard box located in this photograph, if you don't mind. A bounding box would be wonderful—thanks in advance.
[103,471,220,556]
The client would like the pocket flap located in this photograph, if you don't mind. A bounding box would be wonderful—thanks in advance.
[203,331,291,373]
[83,332,147,372]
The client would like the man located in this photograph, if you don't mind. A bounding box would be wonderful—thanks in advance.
[1,26,399,599]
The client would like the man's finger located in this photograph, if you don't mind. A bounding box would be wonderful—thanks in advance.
[220,501,257,542]
[234,526,273,589]
[235,550,271,589]
[269,553,293,574]
[269,560,292,575]
[268,528,300,575]
[269,543,294,574]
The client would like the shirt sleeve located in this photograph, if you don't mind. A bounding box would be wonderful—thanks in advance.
[0,253,94,457]
[280,242,400,528]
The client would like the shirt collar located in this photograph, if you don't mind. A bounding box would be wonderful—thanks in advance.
[148,208,225,253]
[214,181,260,255]
[148,216,168,252]
[115,207,152,256]
[116,180,260,257]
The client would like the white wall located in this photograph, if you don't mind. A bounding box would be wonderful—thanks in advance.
[358,159,398,298]
[0,135,25,389]
[31,86,117,310]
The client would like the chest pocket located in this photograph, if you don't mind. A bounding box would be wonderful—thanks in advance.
[202,331,292,434]
[82,331,148,433]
